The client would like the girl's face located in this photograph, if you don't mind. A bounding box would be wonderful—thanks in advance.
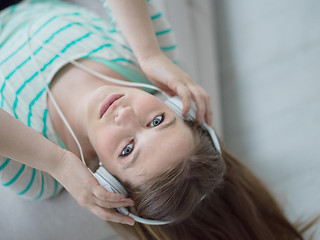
[86,86,193,185]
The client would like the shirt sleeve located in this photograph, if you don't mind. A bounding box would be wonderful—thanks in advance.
[0,156,63,200]
[99,0,178,62]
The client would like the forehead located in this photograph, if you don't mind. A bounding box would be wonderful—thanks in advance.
[127,118,193,185]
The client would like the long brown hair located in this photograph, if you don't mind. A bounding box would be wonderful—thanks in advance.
[109,122,316,240]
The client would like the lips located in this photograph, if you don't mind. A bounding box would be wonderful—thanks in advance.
[100,94,124,118]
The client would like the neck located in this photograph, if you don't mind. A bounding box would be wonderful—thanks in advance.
[48,64,102,163]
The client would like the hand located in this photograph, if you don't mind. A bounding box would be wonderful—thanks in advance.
[51,150,135,226]
[140,52,213,125]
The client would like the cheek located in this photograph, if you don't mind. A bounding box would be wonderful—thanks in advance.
[91,126,118,162]
[134,94,163,112]
[94,130,121,176]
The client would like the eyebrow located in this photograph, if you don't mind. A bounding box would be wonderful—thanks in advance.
[123,116,177,170]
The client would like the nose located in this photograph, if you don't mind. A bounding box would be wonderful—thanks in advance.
[115,106,139,127]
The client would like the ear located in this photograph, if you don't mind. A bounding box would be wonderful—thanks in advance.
[94,163,128,196]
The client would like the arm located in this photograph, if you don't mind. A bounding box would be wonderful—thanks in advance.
[103,0,213,125]
[103,0,161,62]
[0,108,134,225]
[0,108,63,199]
[0,108,63,173]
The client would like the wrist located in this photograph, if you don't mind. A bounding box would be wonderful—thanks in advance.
[48,147,69,179]
[136,47,163,64]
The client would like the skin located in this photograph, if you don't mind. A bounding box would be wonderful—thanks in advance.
[49,59,194,186]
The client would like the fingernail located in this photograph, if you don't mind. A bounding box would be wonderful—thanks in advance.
[120,198,131,201]
[127,220,135,226]
[121,198,134,206]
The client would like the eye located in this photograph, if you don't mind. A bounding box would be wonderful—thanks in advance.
[149,113,165,127]
[120,142,134,157]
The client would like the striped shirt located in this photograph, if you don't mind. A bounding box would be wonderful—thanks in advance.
[0,0,177,200]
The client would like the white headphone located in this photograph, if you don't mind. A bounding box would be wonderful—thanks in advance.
[27,23,221,225]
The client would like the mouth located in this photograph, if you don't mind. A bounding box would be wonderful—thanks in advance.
[100,94,124,118]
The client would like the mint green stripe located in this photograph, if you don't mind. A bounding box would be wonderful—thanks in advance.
[151,12,162,20]
[110,58,134,64]
[91,25,103,31]
[55,132,67,150]
[156,29,172,36]
[1,56,35,108]
[108,29,117,33]
[4,56,31,80]
[34,172,44,200]
[0,85,5,108]
[43,109,48,138]
[41,55,59,71]
[0,158,11,171]
[61,32,92,53]
[85,43,113,57]
[91,17,102,22]
[50,179,59,198]
[3,164,26,187]
[13,71,39,118]
[28,87,46,127]
[18,168,36,195]
[44,22,82,44]
[9,4,18,14]
[121,45,133,53]
[161,44,177,51]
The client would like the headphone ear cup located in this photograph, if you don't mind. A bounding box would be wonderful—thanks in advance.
[164,96,197,120]
[93,165,128,196]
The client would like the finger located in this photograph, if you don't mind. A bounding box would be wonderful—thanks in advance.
[175,84,191,117]
[93,185,127,202]
[198,88,212,125]
[95,198,134,209]
[189,86,206,123]
[165,89,176,97]
[203,93,213,126]
[91,205,135,226]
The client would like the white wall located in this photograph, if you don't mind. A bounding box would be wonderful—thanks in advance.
[215,0,320,235]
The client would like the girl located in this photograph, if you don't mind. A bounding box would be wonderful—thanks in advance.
[0,0,315,239]
[0,0,211,226]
